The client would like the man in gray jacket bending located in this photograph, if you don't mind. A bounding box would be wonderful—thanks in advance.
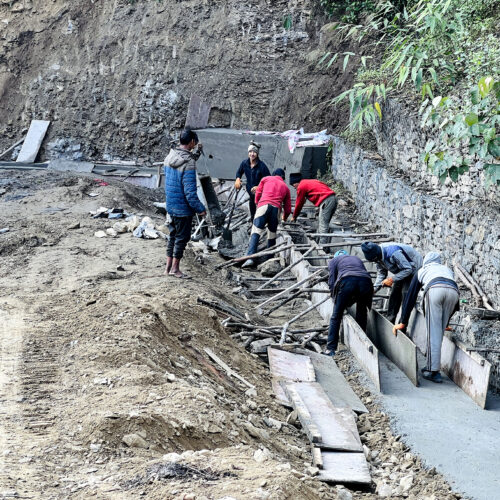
[361,241,423,324]
[393,252,459,383]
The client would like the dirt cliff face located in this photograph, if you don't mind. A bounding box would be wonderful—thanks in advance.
[0,0,350,162]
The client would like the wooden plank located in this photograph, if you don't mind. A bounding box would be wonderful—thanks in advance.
[312,446,323,469]
[268,347,316,405]
[185,95,211,129]
[441,336,491,409]
[268,347,316,381]
[284,384,322,443]
[16,120,50,162]
[204,348,255,389]
[343,314,381,392]
[294,348,368,414]
[366,309,419,386]
[317,451,371,485]
[286,381,362,452]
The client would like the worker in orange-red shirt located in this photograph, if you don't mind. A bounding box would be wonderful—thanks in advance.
[289,173,337,247]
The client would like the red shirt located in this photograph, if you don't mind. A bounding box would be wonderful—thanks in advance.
[293,179,335,219]
[255,176,292,219]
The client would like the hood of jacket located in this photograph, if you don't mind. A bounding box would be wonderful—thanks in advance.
[164,147,193,169]
[423,251,441,267]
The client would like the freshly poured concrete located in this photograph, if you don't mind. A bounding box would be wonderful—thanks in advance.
[377,352,500,500]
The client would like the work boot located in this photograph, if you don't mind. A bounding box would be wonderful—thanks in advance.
[422,370,443,383]
[242,259,255,269]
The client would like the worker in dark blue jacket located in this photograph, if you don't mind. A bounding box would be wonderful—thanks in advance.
[234,142,271,221]
[325,250,374,357]
[164,129,206,279]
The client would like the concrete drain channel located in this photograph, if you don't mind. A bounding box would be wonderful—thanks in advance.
[219,219,492,486]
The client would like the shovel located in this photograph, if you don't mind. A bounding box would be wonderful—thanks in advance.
[222,188,242,243]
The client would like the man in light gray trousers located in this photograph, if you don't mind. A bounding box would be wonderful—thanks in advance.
[393,252,460,383]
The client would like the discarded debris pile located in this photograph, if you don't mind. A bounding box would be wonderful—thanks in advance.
[122,461,236,489]
[91,208,167,240]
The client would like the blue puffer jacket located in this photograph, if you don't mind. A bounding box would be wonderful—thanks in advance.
[164,147,206,217]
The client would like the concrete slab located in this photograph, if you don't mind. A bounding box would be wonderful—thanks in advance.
[378,352,500,500]
[195,128,328,182]
[16,120,50,163]
[48,159,94,173]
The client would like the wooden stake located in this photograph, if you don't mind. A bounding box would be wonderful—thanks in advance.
[279,296,331,345]
[255,269,324,310]
[215,242,291,269]
[257,244,318,290]
[0,137,25,159]
[455,262,494,311]
[204,347,255,389]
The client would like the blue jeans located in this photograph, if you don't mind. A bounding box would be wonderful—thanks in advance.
[327,276,373,351]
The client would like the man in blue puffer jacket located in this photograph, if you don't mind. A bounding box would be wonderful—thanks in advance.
[164,129,206,279]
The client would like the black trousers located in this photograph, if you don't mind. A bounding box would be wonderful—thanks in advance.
[387,273,415,324]
[249,194,257,222]
[328,276,373,352]
[167,215,193,259]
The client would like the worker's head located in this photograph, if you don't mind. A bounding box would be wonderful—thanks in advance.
[289,173,302,188]
[248,141,261,162]
[179,128,199,150]
[361,242,382,262]
[272,168,286,180]
[334,249,348,258]
[423,251,441,266]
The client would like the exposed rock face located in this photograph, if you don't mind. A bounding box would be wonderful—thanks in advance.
[0,0,349,162]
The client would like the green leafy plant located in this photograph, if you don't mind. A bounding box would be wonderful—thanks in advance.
[420,77,500,186]
[320,0,377,23]
[320,0,500,187]
[283,14,293,30]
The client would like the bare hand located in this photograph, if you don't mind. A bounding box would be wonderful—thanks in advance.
[199,211,207,217]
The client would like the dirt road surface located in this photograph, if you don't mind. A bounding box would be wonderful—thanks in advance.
[0,170,462,499]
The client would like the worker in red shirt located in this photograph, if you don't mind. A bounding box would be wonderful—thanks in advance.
[289,173,337,247]
[242,168,291,268]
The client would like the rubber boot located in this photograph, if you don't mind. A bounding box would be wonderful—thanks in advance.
[247,233,260,256]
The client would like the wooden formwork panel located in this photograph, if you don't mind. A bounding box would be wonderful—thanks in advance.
[409,309,491,409]
[366,309,419,386]
[343,314,381,392]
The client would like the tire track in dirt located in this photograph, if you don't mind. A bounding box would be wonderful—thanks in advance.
[0,296,65,496]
